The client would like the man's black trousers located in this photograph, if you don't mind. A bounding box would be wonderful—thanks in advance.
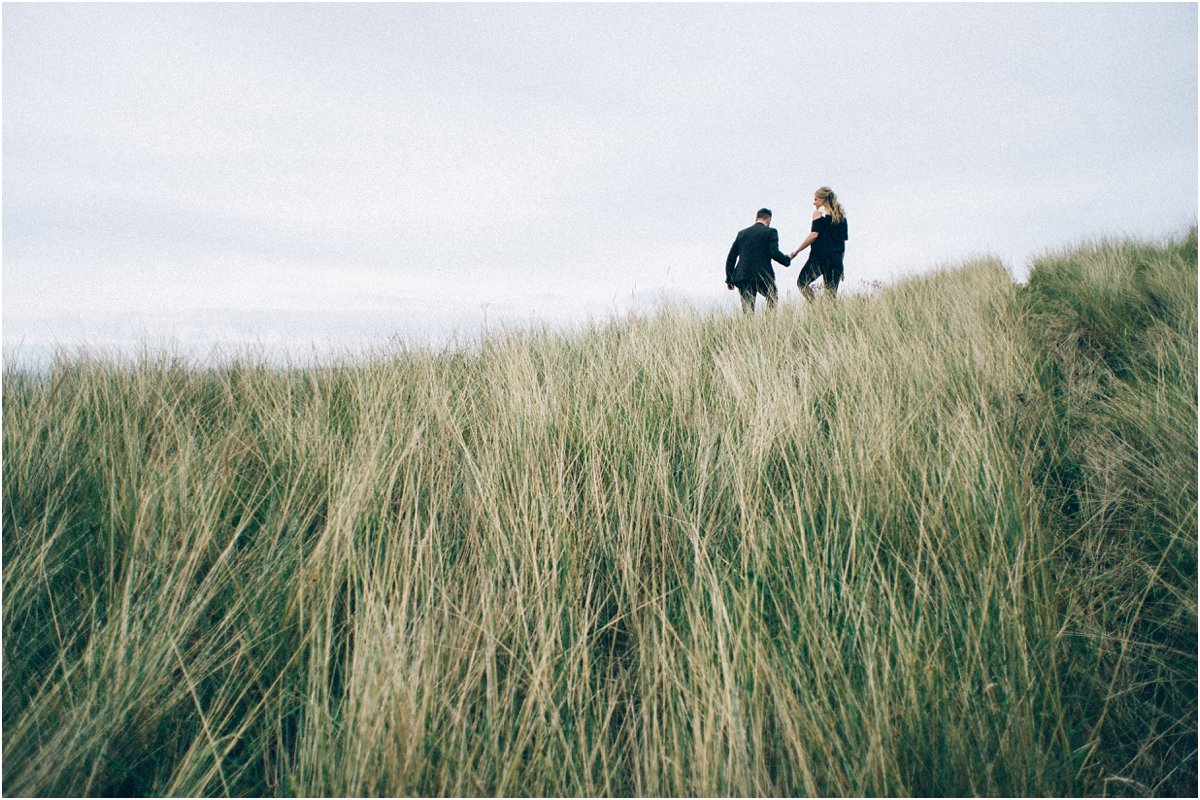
[735,275,778,312]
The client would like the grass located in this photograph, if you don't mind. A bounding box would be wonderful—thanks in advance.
[3,230,1195,796]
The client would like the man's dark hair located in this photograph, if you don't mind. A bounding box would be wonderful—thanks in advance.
[756,208,772,220]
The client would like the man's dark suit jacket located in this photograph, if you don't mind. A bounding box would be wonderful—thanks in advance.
[726,222,791,285]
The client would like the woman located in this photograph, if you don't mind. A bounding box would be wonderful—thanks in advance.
[790,187,848,301]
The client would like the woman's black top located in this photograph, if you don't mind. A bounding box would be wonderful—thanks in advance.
[811,215,848,258]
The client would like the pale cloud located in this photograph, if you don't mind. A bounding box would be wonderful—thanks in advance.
[3,2,1196,368]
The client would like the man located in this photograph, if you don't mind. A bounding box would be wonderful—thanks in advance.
[725,208,792,312]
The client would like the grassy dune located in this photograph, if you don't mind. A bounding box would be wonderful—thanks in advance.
[3,231,1195,796]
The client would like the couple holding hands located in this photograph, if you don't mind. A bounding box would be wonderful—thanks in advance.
[725,186,849,310]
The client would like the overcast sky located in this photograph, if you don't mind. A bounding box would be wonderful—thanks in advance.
[3,1,1196,366]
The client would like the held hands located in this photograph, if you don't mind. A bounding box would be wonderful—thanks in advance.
[788,248,801,260]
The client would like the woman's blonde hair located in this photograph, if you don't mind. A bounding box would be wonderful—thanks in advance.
[816,186,845,225]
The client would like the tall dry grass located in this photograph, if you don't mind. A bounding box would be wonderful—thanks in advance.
[3,232,1195,796]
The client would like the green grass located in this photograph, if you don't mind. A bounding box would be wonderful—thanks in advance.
[3,231,1195,796]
